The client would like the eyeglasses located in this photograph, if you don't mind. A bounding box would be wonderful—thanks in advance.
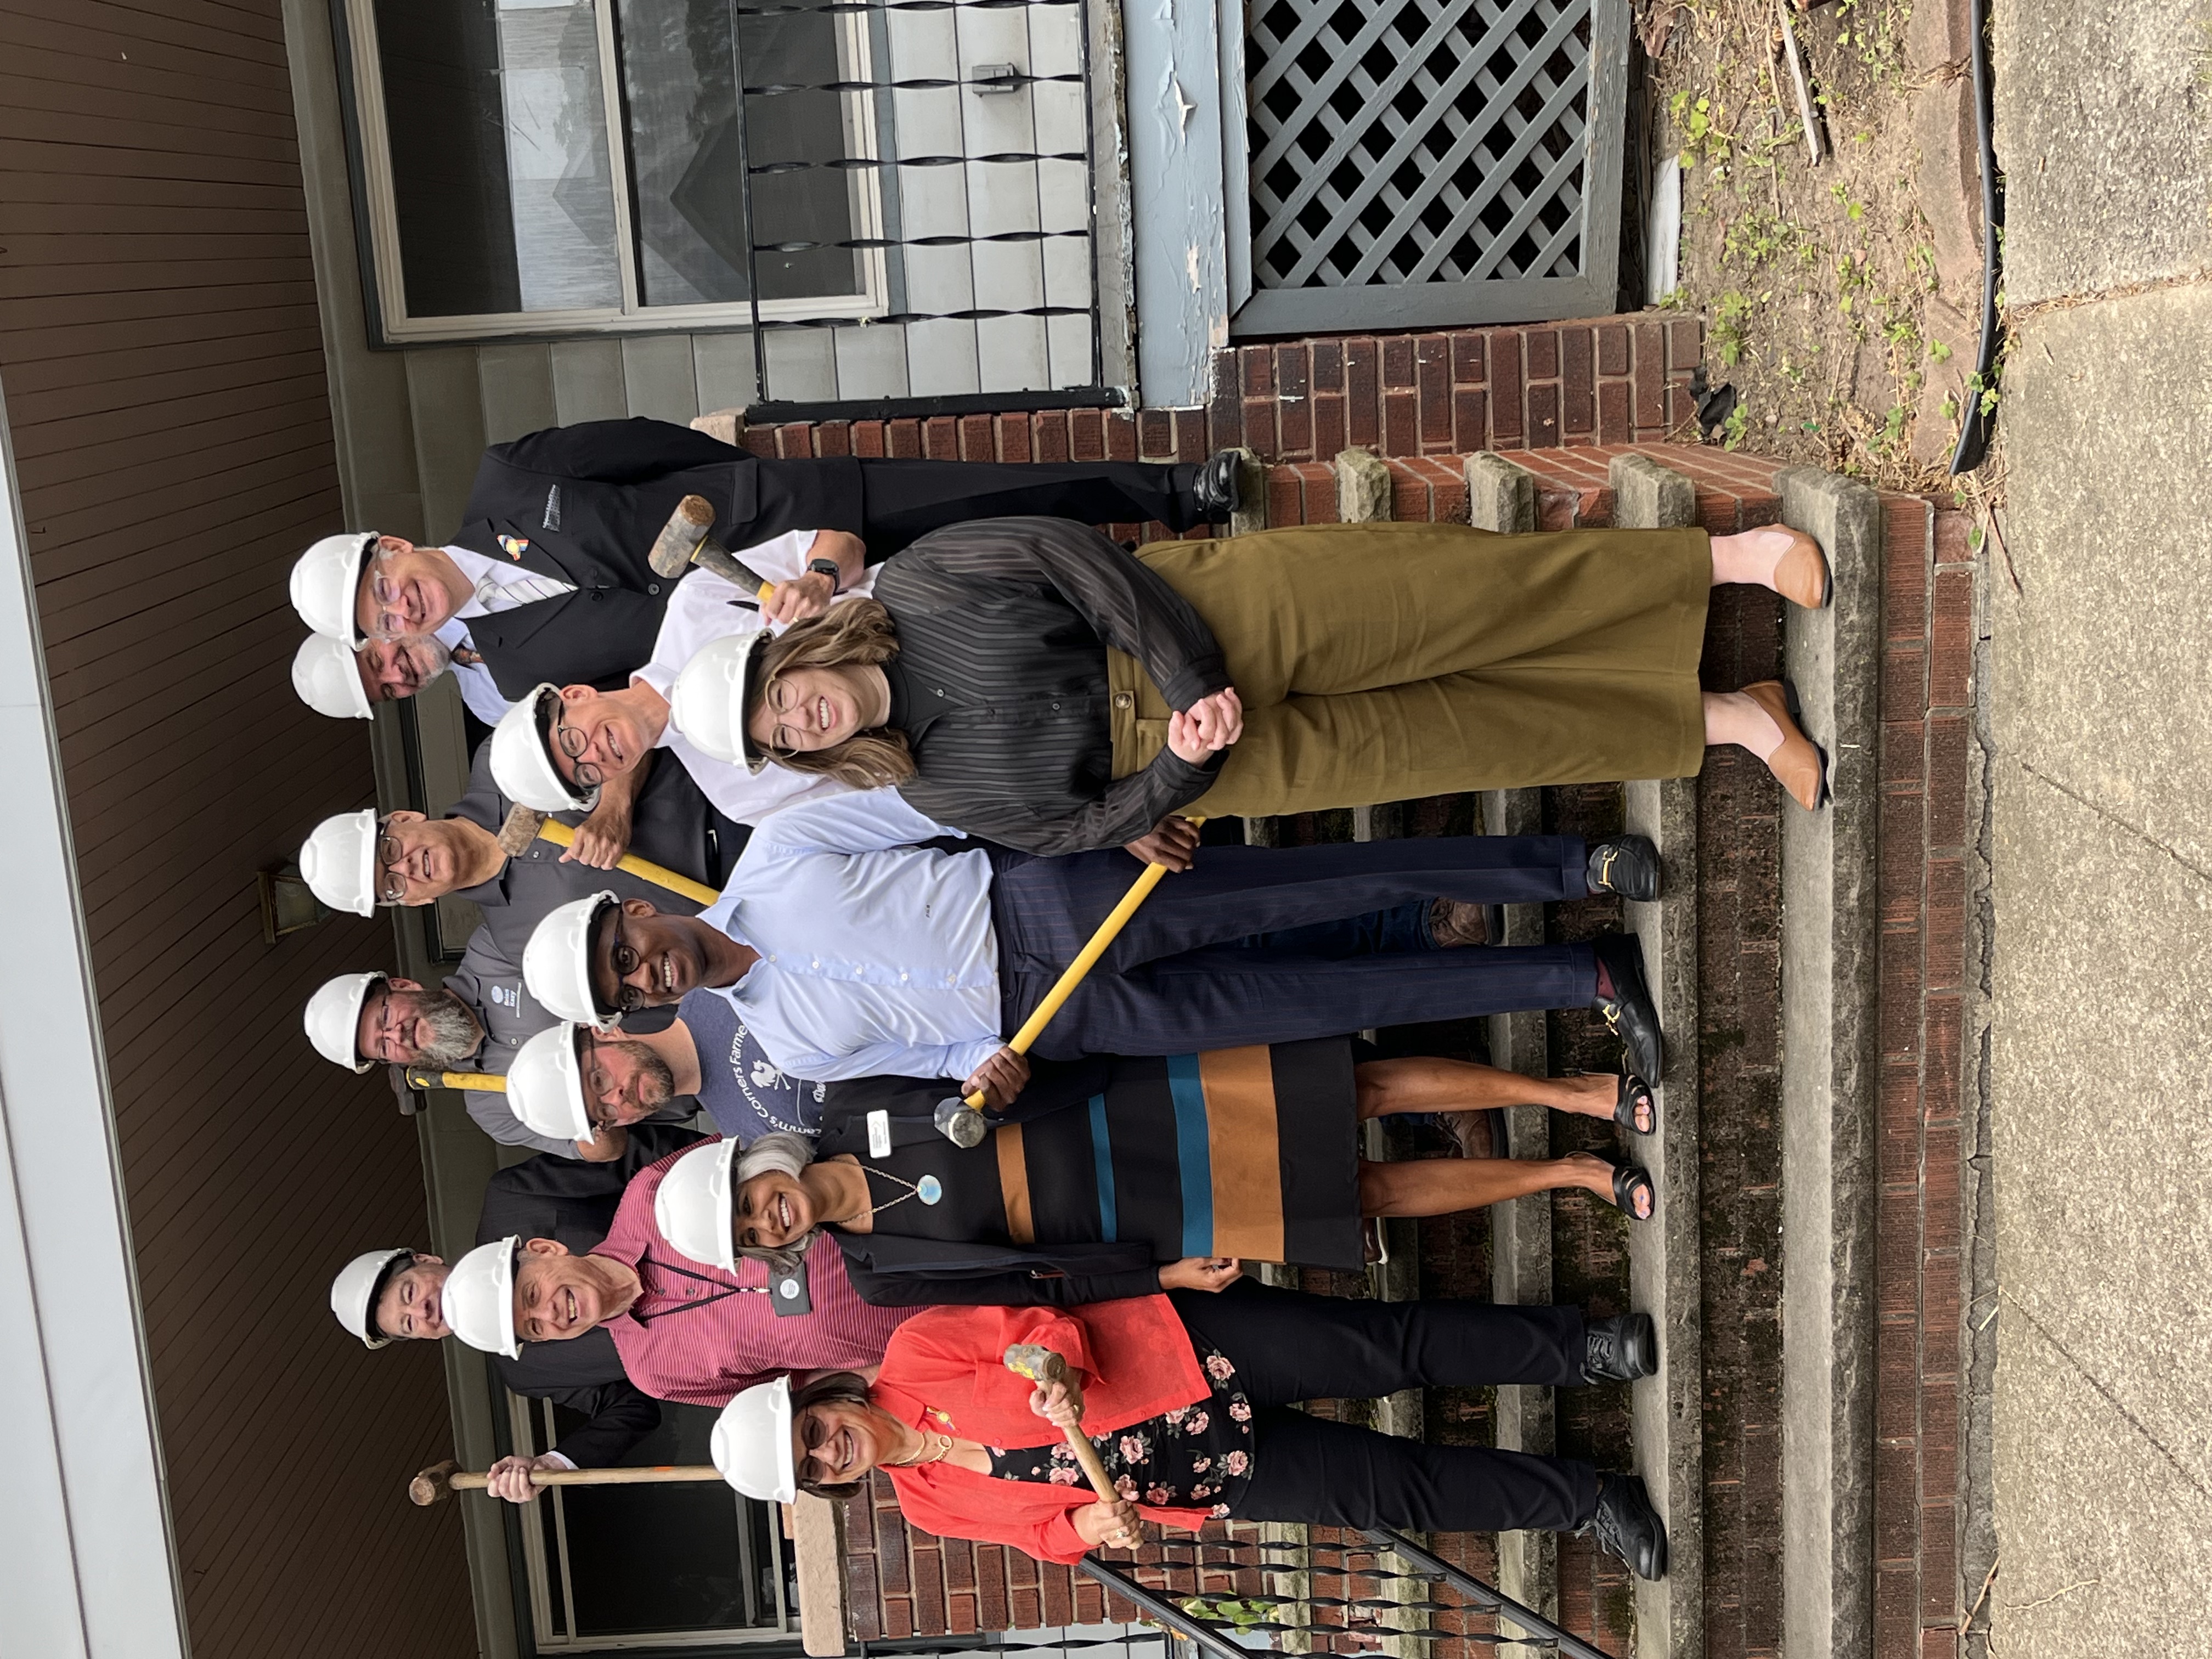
[366,561,411,640]
[603,911,648,1013]
[761,678,809,758]
[551,707,605,788]
[375,831,410,905]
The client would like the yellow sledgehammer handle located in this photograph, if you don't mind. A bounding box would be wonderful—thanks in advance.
[407,1070,507,1093]
[532,819,719,907]
[959,817,1206,1111]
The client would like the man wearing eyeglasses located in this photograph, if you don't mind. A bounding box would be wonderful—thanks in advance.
[483,546,876,847]
[295,733,746,957]
[301,923,698,1160]
[286,417,1243,713]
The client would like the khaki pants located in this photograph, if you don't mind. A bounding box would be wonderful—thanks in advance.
[1107,520,1711,816]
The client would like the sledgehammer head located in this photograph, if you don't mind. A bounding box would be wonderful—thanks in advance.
[498,803,549,856]
[934,1095,990,1147]
[409,1459,462,1507]
[648,495,720,579]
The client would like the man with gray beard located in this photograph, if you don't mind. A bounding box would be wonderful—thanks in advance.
[304,921,693,1161]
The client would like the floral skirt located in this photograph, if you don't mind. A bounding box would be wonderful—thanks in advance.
[986,1343,1256,1517]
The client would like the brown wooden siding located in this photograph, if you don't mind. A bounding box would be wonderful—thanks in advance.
[0,3,475,1655]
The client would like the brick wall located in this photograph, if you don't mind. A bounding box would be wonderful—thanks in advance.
[737,315,1703,482]
[1874,504,1978,1659]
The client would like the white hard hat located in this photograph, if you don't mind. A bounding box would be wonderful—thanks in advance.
[712,1378,795,1502]
[300,809,380,916]
[444,1237,521,1359]
[669,628,775,774]
[523,892,620,1028]
[654,1138,740,1270]
[492,684,596,812]
[291,531,377,645]
[509,1023,591,1143]
[305,971,385,1072]
[292,633,373,720]
[331,1248,415,1348]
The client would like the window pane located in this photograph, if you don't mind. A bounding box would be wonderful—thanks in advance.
[372,0,622,317]
[616,0,865,304]
[544,1400,786,1637]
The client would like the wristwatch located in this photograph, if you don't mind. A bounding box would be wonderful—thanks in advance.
[806,556,843,593]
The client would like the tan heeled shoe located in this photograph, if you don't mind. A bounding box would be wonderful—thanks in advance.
[1739,680,1829,810]
[1767,527,1831,609]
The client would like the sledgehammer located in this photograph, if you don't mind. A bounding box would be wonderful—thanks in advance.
[409,1458,724,1505]
[1002,1345,1120,1505]
[496,804,719,907]
[933,819,1205,1147]
[647,494,777,602]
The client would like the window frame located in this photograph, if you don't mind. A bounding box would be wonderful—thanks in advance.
[507,1394,797,1652]
[334,0,891,344]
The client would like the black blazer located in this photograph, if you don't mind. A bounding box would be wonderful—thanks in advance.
[814,1069,1163,1308]
[450,419,861,697]
[475,1124,707,1466]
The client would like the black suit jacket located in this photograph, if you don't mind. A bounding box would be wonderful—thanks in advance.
[476,1123,707,1466]
[450,419,861,697]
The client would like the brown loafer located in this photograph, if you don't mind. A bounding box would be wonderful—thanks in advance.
[1428,898,1503,947]
[1740,680,1829,810]
[1769,527,1831,609]
[1435,1107,1508,1160]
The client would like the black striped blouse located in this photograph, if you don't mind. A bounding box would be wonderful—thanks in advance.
[873,516,1230,854]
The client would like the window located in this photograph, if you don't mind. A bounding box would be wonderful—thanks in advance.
[341,0,888,340]
[508,1393,795,1649]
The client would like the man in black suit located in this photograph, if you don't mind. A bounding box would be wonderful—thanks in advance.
[329,1123,706,1502]
[288,417,1240,704]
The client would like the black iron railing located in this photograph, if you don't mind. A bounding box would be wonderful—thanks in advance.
[1076,1528,1620,1659]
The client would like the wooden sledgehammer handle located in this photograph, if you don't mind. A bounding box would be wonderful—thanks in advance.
[496,805,720,907]
[409,1458,724,1505]
[1002,1345,1118,1503]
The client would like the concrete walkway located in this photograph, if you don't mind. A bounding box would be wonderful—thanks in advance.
[1990,4,2212,1651]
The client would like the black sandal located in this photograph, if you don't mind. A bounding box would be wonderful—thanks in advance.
[1572,1070,1656,1136]
[1594,1156,1656,1222]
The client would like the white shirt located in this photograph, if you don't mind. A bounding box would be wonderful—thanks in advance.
[444,544,578,613]
[433,616,520,726]
[630,533,882,825]
[698,791,1001,1083]
[427,545,577,726]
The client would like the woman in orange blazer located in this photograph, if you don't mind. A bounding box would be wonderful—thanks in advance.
[712,1280,1671,1580]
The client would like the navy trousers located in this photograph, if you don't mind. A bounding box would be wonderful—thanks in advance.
[858,458,1201,550]
[989,834,1594,1058]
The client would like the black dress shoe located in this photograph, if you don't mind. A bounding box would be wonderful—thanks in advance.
[1588,1472,1668,1580]
[1192,450,1243,523]
[1583,1312,1658,1383]
[1590,932,1664,1084]
[1585,835,1660,901]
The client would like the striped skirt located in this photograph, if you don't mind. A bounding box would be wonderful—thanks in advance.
[999,1037,1363,1271]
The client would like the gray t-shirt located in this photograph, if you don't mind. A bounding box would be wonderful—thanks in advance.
[446,926,689,1158]
[677,987,825,1142]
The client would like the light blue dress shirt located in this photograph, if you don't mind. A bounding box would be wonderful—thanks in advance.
[697,791,1002,1082]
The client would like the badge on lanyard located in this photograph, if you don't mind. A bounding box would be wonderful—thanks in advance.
[498,534,530,562]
